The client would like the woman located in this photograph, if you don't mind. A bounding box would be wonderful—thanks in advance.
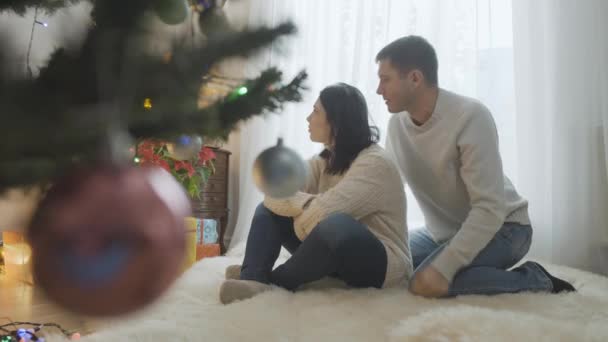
[220,83,413,304]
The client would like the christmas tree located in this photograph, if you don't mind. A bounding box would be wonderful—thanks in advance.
[0,0,307,191]
[0,0,307,318]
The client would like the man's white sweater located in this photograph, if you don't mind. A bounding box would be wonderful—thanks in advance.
[386,88,530,282]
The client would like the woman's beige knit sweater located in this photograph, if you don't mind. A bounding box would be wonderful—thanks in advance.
[264,144,413,287]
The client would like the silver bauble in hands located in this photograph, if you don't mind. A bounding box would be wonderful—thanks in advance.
[252,138,307,198]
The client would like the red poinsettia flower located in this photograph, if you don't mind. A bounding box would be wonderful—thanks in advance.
[157,159,171,173]
[198,147,216,164]
[174,161,196,177]
[137,141,156,161]
[134,139,216,199]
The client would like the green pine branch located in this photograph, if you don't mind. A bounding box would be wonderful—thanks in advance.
[128,68,308,139]
[0,23,301,158]
[0,2,308,192]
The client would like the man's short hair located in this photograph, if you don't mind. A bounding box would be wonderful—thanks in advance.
[376,36,438,86]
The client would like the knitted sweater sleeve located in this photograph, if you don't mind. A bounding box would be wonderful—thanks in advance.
[262,157,323,217]
[292,153,391,241]
[431,108,507,282]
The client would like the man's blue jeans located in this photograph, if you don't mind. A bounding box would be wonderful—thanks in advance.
[411,222,553,296]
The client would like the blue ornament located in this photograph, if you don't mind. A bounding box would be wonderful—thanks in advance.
[167,135,203,160]
[194,0,226,13]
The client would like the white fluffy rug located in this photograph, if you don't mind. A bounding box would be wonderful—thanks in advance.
[51,250,608,341]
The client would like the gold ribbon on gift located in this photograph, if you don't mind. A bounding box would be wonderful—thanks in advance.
[183,217,199,271]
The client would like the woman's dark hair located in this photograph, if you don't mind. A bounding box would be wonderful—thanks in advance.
[318,83,379,175]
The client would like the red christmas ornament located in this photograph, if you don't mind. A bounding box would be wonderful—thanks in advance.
[27,164,191,316]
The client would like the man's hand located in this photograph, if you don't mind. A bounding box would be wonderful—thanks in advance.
[409,265,449,298]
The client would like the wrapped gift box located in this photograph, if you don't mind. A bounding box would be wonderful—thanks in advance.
[196,243,221,260]
[1,231,34,284]
[183,224,198,271]
[184,217,221,264]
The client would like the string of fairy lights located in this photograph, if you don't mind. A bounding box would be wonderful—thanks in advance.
[25,6,48,78]
[0,321,79,342]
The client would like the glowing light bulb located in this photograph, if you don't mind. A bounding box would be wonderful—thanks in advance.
[237,86,248,95]
[143,98,153,110]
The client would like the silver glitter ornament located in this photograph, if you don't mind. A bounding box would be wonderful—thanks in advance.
[166,135,203,160]
[252,138,307,198]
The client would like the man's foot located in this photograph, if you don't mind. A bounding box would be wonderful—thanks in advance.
[225,264,241,280]
[527,261,576,293]
[219,279,272,304]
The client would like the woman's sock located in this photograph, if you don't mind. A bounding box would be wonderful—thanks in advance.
[219,279,273,304]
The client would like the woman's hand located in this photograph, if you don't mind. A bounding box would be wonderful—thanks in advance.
[263,192,315,217]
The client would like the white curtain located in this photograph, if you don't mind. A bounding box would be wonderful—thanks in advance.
[228,0,519,251]
[512,0,608,275]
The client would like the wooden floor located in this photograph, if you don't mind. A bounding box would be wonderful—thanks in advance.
[0,272,93,338]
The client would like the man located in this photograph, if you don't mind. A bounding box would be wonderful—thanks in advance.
[376,36,575,298]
